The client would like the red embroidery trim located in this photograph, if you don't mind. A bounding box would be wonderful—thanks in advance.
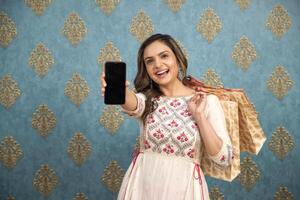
[220,155,225,162]
[193,163,204,200]
[130,149,142,176]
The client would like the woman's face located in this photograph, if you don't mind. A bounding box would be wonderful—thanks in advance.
[143,41,179,87]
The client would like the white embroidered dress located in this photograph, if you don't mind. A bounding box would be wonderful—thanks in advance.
[118,93,233,200]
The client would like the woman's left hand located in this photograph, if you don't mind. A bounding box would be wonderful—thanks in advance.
[188,92,207,118]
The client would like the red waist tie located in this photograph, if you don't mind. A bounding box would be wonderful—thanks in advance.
[193,163,205,200]
[122,150,143,200]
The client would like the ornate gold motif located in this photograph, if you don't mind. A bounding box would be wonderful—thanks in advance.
[234,0,251,10]
[267,66,293,100]
[33,164,59,197]
[274,186,294,200]
[96,0,121,16]
[67,132,92,166]
[164,0,186,12]
[266,4,292,39]
[28,43,55,78]
[130,10,154,43]
[0,136,23,169]
[73,192,88,200]
[97,41,122,67]
[32,104,57,137]
[209,186,224,200]
[239,156,260,191]
[0,74,21,109]
[99,105,124,134]
[175,39,189,60]
[101,160,125,193]
[62,12,87,47]
[64,73,90,107]
[269,126,294,160]
[25,0,53,16]
[196,7,222,43]
[6,196,16,200]
[231,36,257,71]
[0,12,17,48]
[203,68,224,88]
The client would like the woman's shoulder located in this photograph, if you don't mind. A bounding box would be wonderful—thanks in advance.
[205,94,221,107]
[206,94,219,101]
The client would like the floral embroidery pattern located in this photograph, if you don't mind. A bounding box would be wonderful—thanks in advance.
[163,144,174,154]
[180,108,192,117]
[168,120,179,128]
[144,96,197,160]
[153,129,165,140]
[187,149,195,158]
[158,106,169,115]
[177,132,188,143]
[170,99,181,107]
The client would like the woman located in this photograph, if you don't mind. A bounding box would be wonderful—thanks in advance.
[101,33,233,200]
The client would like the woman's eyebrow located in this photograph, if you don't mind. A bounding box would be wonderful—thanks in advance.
[159,50,169,55]
[144,50,169,60]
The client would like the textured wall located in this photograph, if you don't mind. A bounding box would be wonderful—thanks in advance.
[0,0,299,199]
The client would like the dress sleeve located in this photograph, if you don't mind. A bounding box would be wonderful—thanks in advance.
[121,93,146,118]
[204,94,233,167]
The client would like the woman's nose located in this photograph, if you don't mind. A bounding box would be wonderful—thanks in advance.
[154,58,162,68]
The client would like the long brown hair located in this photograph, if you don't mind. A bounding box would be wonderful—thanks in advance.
[134,34,188,123]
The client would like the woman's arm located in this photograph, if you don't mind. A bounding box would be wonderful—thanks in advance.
[193,107,223,156]
[188,94,232,166]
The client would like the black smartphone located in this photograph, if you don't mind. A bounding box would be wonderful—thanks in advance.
[104,61,126,104]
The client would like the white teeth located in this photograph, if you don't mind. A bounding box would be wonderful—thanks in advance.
[156,69,168,75]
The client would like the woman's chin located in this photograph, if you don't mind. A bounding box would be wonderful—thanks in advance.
[154,77,176,87]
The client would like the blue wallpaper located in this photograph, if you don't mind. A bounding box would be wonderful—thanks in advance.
[0,0,299,199]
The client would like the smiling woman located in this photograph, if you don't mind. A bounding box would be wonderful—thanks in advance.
[135,34,192,123]
[101,33,233,200]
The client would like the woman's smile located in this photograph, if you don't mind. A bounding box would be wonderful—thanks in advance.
[154,68,170,79]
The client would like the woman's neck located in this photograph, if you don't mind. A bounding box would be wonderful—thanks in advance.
[159,79,194,97]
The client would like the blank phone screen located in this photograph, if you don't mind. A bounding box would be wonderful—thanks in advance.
[104,62,126,104]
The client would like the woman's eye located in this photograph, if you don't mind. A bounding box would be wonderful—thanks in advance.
[161,54,168,58]
[146,60,153,65]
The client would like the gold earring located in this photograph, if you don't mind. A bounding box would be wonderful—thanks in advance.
[178,67,184,80]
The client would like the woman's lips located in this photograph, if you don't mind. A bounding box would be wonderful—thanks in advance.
[155,69,169,78]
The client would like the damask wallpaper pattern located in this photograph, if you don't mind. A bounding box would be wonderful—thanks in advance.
[0,0,299,199]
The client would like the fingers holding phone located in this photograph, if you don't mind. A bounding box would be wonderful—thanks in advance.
[100,71,106,97]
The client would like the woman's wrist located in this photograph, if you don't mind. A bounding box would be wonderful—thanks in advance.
[194,112,206,124]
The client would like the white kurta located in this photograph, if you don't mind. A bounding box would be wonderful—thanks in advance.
[118,94,233,200]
